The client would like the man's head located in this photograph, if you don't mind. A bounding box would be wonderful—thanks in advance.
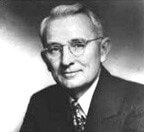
[40,3,110,98]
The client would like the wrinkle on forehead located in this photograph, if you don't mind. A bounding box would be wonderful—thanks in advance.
[46,14,97,43]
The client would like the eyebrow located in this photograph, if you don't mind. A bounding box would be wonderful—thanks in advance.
[70,38,86,41]
[45,38,86,47]
[45,42,62,48]
[49,38,85,43]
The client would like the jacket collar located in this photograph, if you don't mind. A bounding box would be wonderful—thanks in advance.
[84,66,122,132]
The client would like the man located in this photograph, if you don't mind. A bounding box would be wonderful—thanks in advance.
[20,3,144,132]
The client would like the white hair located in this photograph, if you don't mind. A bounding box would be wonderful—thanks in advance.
[40,3,103,46]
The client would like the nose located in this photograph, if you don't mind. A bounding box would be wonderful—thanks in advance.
[61,46,74,66]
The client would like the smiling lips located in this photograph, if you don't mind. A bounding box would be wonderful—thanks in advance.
[62,70,81,78]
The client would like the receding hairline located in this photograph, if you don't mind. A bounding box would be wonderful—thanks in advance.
[40,3,103,46]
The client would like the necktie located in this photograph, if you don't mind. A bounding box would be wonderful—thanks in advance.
[71,100,86,132]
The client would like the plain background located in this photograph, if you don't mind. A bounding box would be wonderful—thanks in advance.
[0,0,144,131]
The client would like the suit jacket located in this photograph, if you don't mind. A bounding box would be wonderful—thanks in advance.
[20,67,144,132]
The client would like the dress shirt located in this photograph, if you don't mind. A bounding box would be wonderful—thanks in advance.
[78,75,99,115]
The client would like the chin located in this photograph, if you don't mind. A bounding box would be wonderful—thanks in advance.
[57,79,79,89]
[61,79,88,90]
[62,82,80,89]
[56,75,89,88]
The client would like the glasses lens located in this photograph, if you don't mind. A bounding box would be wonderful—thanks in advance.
[70,39,86,56]
[43,43,62,59]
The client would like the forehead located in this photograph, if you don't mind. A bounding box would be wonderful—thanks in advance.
[46,14,96,42]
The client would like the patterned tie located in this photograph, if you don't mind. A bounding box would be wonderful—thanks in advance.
[71,100,86,132]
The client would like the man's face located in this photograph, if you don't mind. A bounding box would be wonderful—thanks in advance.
[45,14,107,90]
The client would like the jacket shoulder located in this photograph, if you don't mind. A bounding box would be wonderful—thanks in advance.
[111,75,144,106]
[100,67,144,92]
[102,67,144,105]
[111,74,144,92]
[30,84,68,106]
[32,84,60,98]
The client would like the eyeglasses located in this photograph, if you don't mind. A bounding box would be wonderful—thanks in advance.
[41,37,103,60]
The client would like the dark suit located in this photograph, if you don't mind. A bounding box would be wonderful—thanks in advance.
[20,67,144,132]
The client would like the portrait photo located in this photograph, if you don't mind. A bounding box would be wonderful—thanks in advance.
[0,0,144,132]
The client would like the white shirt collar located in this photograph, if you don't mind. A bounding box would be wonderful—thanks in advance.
[77,75,99,115]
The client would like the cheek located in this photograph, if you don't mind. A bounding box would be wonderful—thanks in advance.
[49,60,60,73]
[78,46,100,67]
[49,60,62,82]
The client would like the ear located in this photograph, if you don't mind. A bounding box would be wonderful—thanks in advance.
[100,37,111,62]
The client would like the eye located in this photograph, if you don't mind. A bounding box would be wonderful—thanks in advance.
[47,43,61,54]
[70,39,86,48]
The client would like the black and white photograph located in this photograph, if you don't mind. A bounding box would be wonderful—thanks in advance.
[0,0,144,132]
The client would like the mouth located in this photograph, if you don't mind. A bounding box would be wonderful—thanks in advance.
[62,70,81,78]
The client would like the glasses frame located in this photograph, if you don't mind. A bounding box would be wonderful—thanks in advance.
[41,36,103,59]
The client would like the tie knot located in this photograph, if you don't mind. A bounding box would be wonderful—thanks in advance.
[71,100,79,108]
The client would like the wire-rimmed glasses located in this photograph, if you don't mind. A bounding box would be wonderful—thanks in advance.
[41,37,103,60]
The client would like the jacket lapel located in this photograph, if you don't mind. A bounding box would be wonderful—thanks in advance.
[84,67,123,132]
[57,104,73,132]
[46,88,74,132]
[49,110,73,132]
